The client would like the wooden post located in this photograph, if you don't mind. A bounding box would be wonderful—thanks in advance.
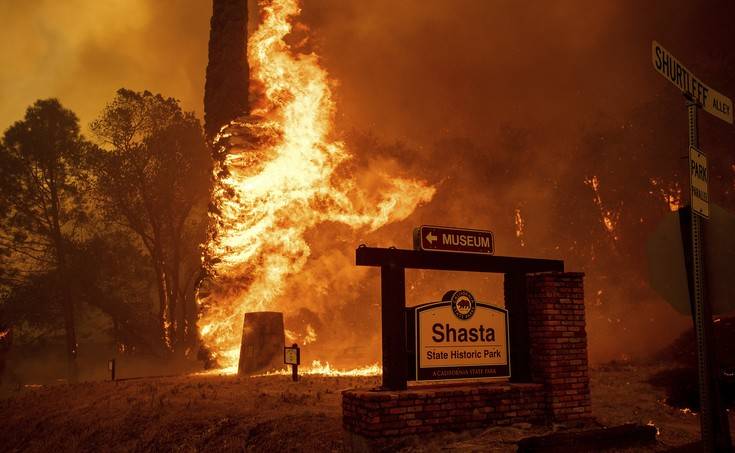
[291,343,299,382]
[380,263,407,390]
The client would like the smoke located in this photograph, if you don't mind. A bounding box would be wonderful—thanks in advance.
[3,0,735,366]
[0,0,210,132]
[290,0,735,364]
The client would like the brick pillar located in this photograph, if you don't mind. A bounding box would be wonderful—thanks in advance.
[526,272,591,423]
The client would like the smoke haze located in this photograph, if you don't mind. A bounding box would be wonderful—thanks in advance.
[2,0,735,366]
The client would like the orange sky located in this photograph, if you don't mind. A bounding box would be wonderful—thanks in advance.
[0,0,210,133]
[2,0,732,144]
[1,0,734,363]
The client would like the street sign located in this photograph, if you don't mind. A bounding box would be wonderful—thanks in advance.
[689,146,709,219]
[652,40,733,451]
[652,41,733,124]
[647,204,735,316]
[413,290,509,381]
[413,225,494,255]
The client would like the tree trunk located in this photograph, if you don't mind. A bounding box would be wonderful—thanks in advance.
[167,244,180,353]
[151,254,170,350]
[48,170,78,382]
[204,0,250,139]
[58,266,77,382]
[52,232,77,381]
[182,267,204,358]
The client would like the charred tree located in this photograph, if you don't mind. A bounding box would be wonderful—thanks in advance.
[204,0,250,140]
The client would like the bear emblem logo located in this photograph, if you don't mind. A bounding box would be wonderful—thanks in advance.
[451,289,476,320]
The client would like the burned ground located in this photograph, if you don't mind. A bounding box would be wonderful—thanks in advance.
[1,362,730,452]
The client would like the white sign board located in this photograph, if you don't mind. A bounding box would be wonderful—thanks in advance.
[415,290,509,381]
[284,346,300,365]
[652,41,733,124]
[689,146,709,219]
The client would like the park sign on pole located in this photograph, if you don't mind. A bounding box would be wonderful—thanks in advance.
[651,39,733,451]
[413,290,509,381]
[284,343,300,382]
[651,41,733,124]
[413,225,494,255]
[689,146,709,219]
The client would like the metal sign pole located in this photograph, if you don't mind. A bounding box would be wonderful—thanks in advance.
[686,99,732,452]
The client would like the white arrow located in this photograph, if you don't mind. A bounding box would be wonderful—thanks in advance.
[425,232,437,244]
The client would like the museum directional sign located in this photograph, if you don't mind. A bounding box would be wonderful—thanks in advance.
[412,290,509,381]
[652,41,733,124]
[414,225,494,255]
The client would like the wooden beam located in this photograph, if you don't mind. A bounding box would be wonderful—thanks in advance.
[380,264,407,390]
[356,247,563,274]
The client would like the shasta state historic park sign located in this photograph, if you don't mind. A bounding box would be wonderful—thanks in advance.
[413,290,510,381]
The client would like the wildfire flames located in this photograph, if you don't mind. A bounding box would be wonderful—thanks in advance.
[649,178,682,212]
[257,360,381,377]
[199,0,434,369]
[513,208,525,247]
[585,175,620,242]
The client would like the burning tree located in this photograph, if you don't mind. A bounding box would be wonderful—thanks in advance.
[90,89,212,356]
[199,0,435,368]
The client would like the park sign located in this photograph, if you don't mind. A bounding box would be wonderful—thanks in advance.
[413,225,494,255]
[284,344,300,365]
[689,147,709,218]
[651,41,733,124]
[414,290,509,381]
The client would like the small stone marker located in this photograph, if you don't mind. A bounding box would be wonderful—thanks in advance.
[238,312,285,376]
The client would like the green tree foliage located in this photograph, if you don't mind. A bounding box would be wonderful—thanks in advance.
[0,99,94,379]
[90,89,212,356]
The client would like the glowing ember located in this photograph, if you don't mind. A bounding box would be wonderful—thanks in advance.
[646,420,660,436]
[255,360,381,377]
[585,175,619,242]
[303,360,381,376]
[649,178,682,212]
[514,208,525,247]
[195,360,380,378]
[199,0,434,368]
[302,324,317,345]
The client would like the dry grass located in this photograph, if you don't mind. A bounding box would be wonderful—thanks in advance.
[0,363,729,452]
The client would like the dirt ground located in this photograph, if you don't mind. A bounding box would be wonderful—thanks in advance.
[0,362,731,452]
